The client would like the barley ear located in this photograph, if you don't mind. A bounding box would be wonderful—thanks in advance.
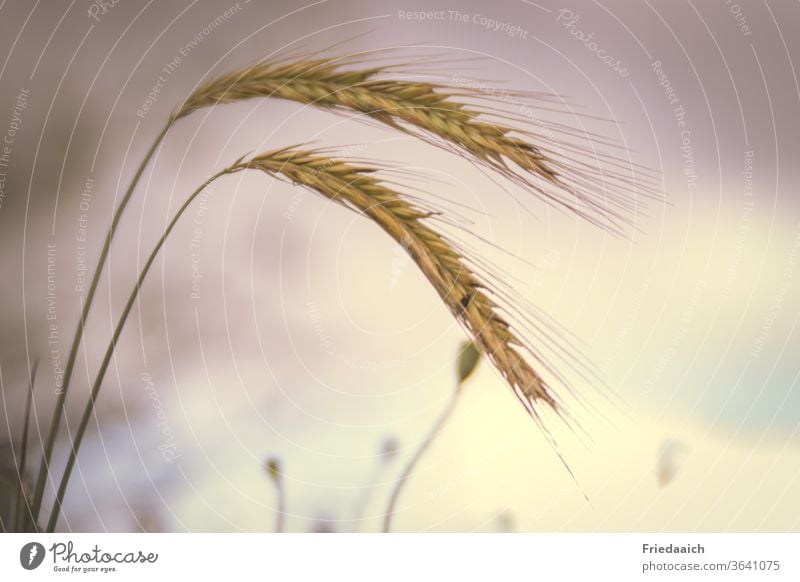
[231,148,558,416]
[178,55,647,230]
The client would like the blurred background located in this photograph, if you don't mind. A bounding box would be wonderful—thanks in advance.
[0,0,798,532]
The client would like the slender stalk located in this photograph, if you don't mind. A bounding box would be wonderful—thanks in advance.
[381,394,460,533]
[274,481,285,533]
[382,342,479,532]
[350,438,398,532]
[46,169,228,532]
[13,360,38,532]
[31,118,174,523]
[264,458,285,533]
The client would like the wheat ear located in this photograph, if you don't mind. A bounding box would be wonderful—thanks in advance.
[231,147,557,414]
[177,55,640,229]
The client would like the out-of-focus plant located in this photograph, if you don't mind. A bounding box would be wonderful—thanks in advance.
[1,360,38,532]
[381,341,481,532]
[264,457,285,533]
[350,436,400,532]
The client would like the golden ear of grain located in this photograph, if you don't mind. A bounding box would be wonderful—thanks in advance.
[177,55,645,230]
[229,147,558,418]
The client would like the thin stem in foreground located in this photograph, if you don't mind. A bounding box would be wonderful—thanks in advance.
[381,394,460,533]
[350,437,398,532]
[46,169,227,532]
[31,118,174,524]
[382,342,479,533]
[265,458,285,533]
[13,359,38,532]
[274,484,285,533]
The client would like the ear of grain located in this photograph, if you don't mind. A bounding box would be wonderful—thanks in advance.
[231,147,558,418]
[177,55,646,231]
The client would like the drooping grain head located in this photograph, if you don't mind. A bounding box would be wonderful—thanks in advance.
[230,148,559,419]
[178,55,648,231]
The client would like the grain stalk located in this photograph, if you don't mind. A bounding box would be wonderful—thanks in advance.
[46,169,229,532]
[30,119,173,523]
[265,458,285,533]
[42,51,642,530]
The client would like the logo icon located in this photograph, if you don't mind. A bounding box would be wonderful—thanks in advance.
[19,542,45,570]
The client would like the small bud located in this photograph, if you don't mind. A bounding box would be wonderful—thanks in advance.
[656,439,688,488]
[456,340,481,386]
[265,457,281,483]
[496,509,517,533]
[379,436,400,463]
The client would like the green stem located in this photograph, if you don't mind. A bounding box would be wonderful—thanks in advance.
[13,360,38,532]
[46,169,229,532]
[274,481,285,533]
[381,393,460,533]
[31,119,174,525]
